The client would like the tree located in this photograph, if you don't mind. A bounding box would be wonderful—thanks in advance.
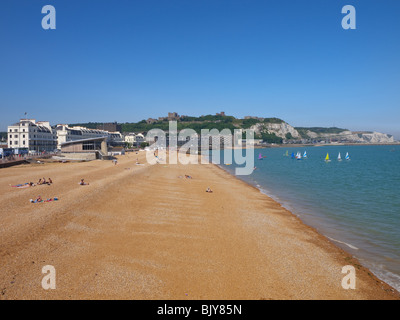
[285,133,293,140]
[261,132,282,144]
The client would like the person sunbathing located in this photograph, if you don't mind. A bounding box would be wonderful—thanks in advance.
[206,187,213,193]
[30,195,43,203]
[79,179,89,185]
[30,196,58,203]
[48,178,53,184]
[37,178,42,185]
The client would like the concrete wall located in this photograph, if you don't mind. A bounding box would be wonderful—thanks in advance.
[60,152,97,161]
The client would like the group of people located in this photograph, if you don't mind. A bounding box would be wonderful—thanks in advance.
[37,177,53,185]
[14,178,52,188]
[30,195,59,203]
[28,178,89,204]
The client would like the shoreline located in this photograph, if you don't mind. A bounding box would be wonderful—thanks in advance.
[213,162,400,295]
[0,155,399,299]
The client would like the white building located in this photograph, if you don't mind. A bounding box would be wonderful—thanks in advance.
[54,124,124,149]
[124,133,145,146]
[7,119,57,152]
[108,131,124,146]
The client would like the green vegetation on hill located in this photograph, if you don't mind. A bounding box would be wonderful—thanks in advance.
[295,127,348,139]
[295,127,348,135]
[70,115,286,135]
[121,121,238,134]
[69,117,352,145]
[0,132,7,141]
[258,132,283,144]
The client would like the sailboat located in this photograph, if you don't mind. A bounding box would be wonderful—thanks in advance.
[291,152,295,159]
[303,151,307,159]
[345,152,350,160]
[295,152,302,160]
[258,153,264,160]
[338,152,342,161]
[325,153,331,162]
[284,150,289,157]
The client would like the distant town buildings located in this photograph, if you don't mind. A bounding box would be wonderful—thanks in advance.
[7,119,57,152]
[96,122,122,133]
[7,119,124,153]
[146,118,158,124]
[168,112,179,120]
[55,124,123,149]
[124,132,145,146]
[60,136,109,161]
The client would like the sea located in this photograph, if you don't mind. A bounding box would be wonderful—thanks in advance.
[217,145,400,292]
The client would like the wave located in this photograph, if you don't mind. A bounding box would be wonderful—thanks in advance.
[326,236,359,250]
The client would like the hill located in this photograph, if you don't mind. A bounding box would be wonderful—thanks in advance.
[69,114,395,144]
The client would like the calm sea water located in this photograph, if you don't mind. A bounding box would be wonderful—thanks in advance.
[218,145,400,291]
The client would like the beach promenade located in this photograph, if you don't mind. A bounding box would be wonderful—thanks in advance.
[0,153,399,300]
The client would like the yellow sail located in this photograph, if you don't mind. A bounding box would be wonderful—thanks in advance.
[325,153,330,161]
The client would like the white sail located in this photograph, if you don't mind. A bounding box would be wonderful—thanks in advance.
[338,152,342,161]
[345,152,350,160]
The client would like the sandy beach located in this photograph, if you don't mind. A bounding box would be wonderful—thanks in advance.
[0,153,399,300]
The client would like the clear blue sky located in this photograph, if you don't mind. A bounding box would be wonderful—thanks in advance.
[1,0,399,137]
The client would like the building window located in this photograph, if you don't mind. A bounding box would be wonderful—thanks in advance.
[23,135,25,138]
[9,141,12,145]
[14,135,18,138]
[23,141,25,145]
[14,129,17,132]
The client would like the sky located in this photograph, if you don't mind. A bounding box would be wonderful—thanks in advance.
[0,0,399,138]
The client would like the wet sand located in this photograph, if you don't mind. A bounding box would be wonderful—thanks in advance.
[0,153,399,299]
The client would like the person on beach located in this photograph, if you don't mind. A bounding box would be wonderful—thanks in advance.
[37,178,42,185]
[79,179,89,185]
[48,178,53,184]
[206,187,213,193]
[30,196,58,203]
